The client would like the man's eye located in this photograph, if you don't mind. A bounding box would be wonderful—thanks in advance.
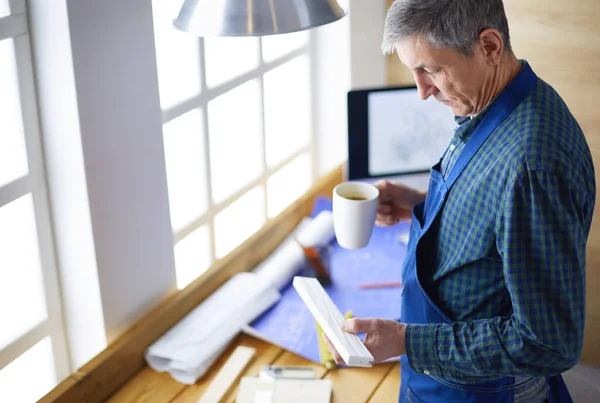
[417,68,436,77]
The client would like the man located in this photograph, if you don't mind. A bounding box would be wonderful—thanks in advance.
[322,1,595,402]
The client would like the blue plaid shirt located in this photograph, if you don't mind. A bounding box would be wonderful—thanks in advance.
[404,72,596,383]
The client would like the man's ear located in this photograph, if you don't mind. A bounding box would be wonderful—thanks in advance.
[478,28,504,65]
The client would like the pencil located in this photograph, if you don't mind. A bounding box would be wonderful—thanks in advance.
[295,238,332,285]
[358,281,403,289]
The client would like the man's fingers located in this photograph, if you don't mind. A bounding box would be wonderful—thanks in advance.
[377,204,392,214]
[341,318,379,334]
[322,333,345,365]
[375,218,394,227]
[376,211,395,221]
[373,179,389,190]
[374,180,392,202]
[376,204,395,225]
[376,215,399,227]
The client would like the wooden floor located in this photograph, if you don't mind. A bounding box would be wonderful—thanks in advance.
[107,333,401,403]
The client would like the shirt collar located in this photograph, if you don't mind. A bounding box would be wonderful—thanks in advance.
[454,111,487,142]
[454,115,471,126]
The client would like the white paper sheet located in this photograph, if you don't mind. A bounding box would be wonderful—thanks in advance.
[237,378,332,403]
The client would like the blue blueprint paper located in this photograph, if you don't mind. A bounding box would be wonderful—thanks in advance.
[247,196,410,364]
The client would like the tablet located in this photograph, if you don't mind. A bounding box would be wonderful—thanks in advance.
[347,85,456,181]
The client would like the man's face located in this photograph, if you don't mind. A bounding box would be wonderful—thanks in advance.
[395,36,491,117]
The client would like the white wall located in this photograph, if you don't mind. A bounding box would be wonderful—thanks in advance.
[64,0,177,343]
[312,0,388,177]
[28,0,106,370]
[312,9,351,177]
[348,0,387,89]
[29,0,177,369]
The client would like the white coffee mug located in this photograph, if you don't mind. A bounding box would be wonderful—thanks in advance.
[332,182,379,249]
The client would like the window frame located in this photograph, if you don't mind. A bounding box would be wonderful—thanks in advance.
[156,21,318,279]
[0,0,71,383]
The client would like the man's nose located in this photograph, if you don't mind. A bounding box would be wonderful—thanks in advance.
[415,75,439,100]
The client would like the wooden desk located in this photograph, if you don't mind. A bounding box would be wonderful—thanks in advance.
[107,334,400,403]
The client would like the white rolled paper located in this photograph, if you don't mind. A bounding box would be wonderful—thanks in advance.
[254,211,335,291]
[145,272,279,384]
[296,210,335,247]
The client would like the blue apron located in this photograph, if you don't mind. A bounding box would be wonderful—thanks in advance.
[399,63,572,403]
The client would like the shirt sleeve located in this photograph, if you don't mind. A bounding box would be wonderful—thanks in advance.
[404,168,588,382]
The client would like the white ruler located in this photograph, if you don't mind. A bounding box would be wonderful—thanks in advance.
[197,346,255,403]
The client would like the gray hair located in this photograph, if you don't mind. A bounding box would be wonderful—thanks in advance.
[382,0,512,56]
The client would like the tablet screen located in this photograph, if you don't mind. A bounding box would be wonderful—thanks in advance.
[348,86,456,180]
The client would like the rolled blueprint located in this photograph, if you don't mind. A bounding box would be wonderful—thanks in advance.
[254,211,335,291]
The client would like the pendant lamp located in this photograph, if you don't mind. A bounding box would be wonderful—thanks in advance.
[173,0,346,37]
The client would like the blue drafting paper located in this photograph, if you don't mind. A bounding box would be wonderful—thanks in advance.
[248,196,410,364]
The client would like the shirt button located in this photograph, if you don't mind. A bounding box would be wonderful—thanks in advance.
[424,370,430,375]
[449,144,456,151]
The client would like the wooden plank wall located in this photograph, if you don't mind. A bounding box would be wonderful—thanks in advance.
[385,0,600,365]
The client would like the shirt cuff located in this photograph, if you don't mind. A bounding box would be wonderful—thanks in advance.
[405,323,444,377]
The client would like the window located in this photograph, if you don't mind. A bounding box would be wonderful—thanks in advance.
[152,0,316,289]
[0,1,70,401]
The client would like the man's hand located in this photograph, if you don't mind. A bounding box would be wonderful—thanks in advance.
[375,180,426,226]
[322,318,407,365]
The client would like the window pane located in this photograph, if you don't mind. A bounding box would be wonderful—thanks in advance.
[262,31,309,63]
[174,225,211,290]
[214,186,265,259]
[152,0,202,109]
[0,1,9,18]
[163,109,208,232]
[204,37,260,88]
[264,56,311,168]
[267,153,311,218]
[0,195,47,350]
[208,80,263,204]
[0,338,57,403]
[0,38,29,188]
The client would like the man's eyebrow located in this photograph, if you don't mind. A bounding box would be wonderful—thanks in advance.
[415,64,441,72]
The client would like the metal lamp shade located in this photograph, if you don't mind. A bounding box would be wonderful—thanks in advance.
[173,0,346,37]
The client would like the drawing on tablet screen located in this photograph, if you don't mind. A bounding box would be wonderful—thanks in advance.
[368,90,456,176]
